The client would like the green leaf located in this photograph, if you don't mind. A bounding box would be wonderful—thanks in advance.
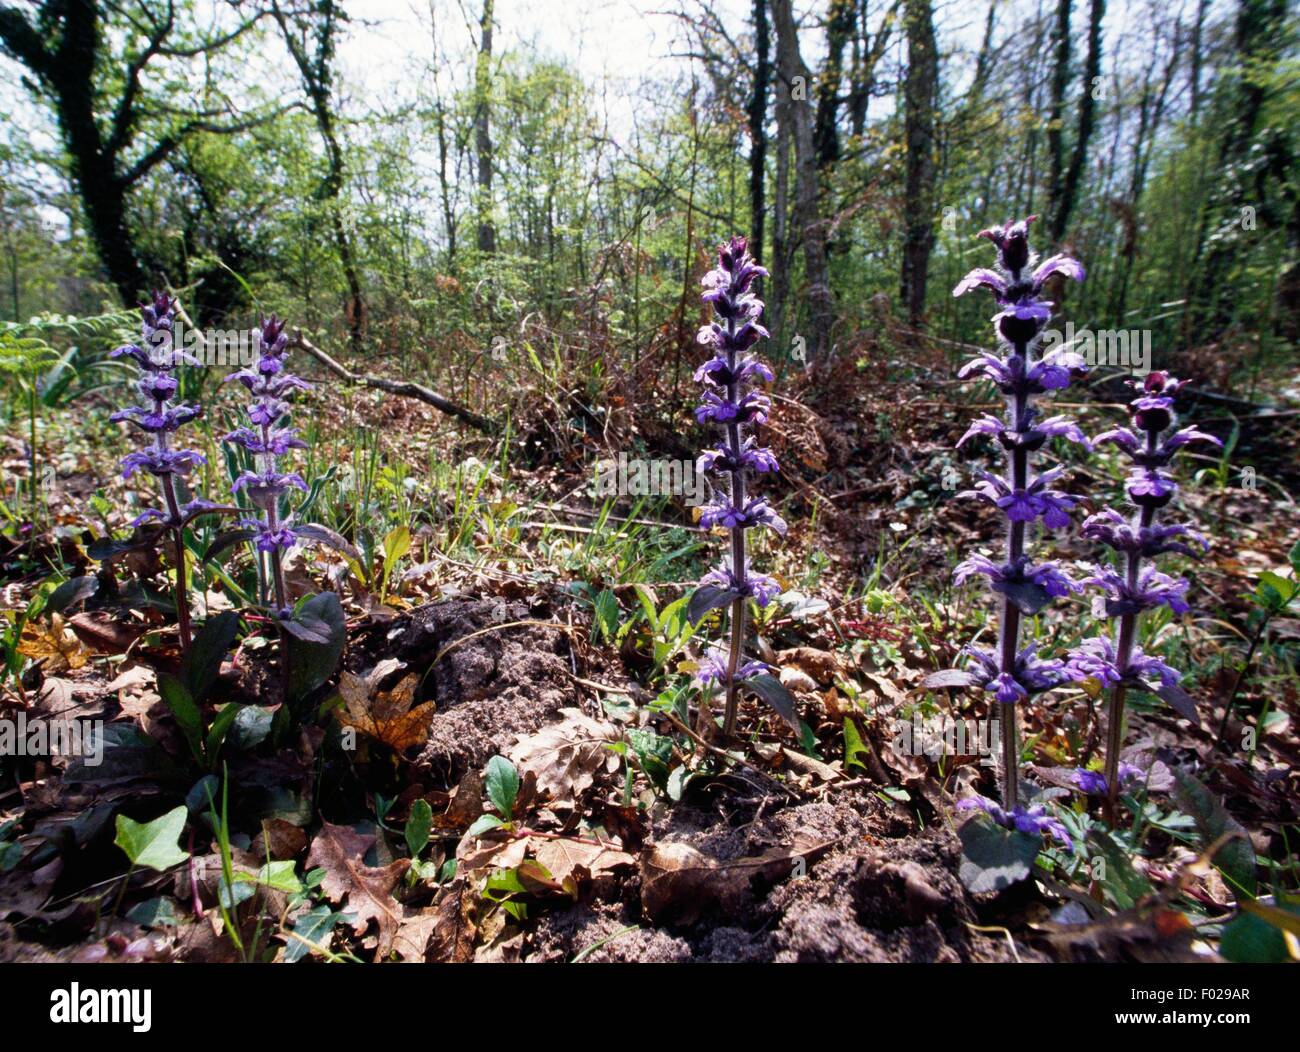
[405,799,433,858]
[745,673,801,734]
[465,813,506,839]
[285,592,346,705]
[285,904,350,963]
[666,765,692,801]
[204,704,243,765]
[126,896,180,929]
[1220,898,1300,963]
[1288,539,1300,578]
[1173,769,1257,899]
[46,575,98,615]
[237,860,303,895]
[382,525,412,567]
[593,589,619,642]
[956,813,1041,893]
[1086,828,1154,910]
[686,584,740,624]
[843,718,870,772]
[156,672,203,764]
[485,755,520,819]
[294,523,360,561]
[114,806,190,872]
[201,528,257,564]
[180,611,240,704]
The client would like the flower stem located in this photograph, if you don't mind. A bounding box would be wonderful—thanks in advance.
[998,375,1030,810]
[722,318,747,739]
[161,475,192,649]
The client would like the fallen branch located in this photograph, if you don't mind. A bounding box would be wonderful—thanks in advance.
[291,330,499,434]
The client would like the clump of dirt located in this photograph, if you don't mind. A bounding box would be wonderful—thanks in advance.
[526,791,1030,963]
[349,597,576,782]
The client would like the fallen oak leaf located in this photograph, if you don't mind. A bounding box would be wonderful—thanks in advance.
[507,707,619,807]
[306,821,410,959]
[335,670,436,752]
[18,614,90,672]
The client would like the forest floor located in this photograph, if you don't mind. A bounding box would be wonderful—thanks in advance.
[1,336,1297,963]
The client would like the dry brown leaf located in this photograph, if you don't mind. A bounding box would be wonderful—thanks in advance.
[251,818,308,861]
[426,877,475,963]
[336,670,436,752]
[533,837,635,897]
[391,906,441,963]
[641,836,839,925]
[306,821,410,959]
[66,611,144,656]
[18,615,89,673]
[777,646,842,684]
[507,707,619,806]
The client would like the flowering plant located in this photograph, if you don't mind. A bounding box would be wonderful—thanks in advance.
[1069,371,1221,810]
[108,292,227,646]
[214,316,354,702]
[687,236,796,738]
[924,215,1086,824]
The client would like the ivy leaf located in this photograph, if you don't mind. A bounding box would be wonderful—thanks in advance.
[284,904,351,964]
[114,805,189,872]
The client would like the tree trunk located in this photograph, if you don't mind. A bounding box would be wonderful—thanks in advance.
[748,0,771,264]
[272,0,366,355]
[475,0,497,255]
[1045,0,1073,238]
[1052,0,1104,242]
[814,0,855,170]
[899,0,937,326]
[1188,0,1287,334]
[771,0,834,363]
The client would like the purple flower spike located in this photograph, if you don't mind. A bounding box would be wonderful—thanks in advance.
[109,292,223,647]
[939,213,1086,814]
[687,236,795,739]
[223,316,310,566]
[1079,371,1218,807]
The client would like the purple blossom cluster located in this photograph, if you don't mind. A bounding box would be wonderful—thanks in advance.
[688,236,787,737]
[222,316,309,614]
[111,292,211,525]
[927,215,1086,812]
[1070,371,1221,807]
[956,794,1073,851]
[110,292,220,646]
